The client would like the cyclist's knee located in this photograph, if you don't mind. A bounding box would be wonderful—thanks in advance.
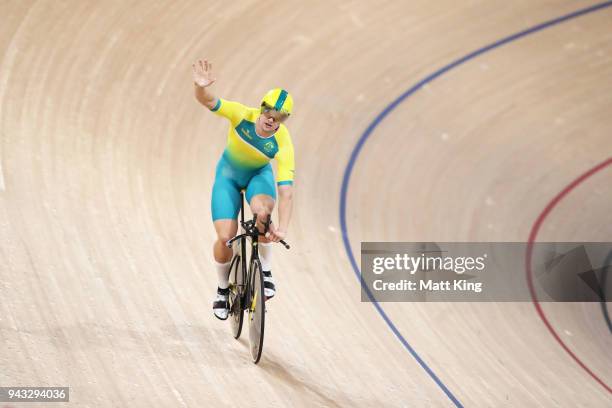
[216,232,234,244]
[250,194,274,214]
[215,227,236,244]
[213,219,237,244]
[251,204,272,219]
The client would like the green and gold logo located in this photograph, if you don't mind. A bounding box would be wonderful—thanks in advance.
[263,141,274,153]
[241,128,253,139]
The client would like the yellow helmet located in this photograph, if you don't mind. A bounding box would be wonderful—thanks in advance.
[261,88,293,116]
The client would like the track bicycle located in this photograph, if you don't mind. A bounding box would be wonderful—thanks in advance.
[225,192,290,363]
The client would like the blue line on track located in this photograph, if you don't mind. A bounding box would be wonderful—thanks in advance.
[339,2,612,406]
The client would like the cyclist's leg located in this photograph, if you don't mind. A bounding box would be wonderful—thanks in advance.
[245,163,276,242]
[211,171,241,264]
[211,158,243,319]
[246,164,277,298]
[213,220,237,263]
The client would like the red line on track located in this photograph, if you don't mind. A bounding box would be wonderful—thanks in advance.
[525,156,612,394]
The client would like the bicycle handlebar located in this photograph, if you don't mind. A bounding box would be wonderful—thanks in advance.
[225,213,290,250]
[226,233,290,250]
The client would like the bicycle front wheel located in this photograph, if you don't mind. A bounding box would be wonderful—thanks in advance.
[248,258,265,363]
[228,253,244,339]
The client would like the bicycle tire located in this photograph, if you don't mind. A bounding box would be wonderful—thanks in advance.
[228,253,244,339]
[248,258,265,363]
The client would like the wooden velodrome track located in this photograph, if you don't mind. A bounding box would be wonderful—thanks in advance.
[1,0,611,406]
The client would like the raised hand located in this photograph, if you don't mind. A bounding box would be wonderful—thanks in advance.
[192,59,216,88]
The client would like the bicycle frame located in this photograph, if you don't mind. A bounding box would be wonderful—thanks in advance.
[228,193,249,312]
[226,192,290,362]
[227,193,262,312]
[227,192,290,310]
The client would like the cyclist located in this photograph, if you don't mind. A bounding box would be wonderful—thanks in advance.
[192,59,295,320]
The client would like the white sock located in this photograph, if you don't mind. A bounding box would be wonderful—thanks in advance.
[259,242,273,272]
[214,260,231,289]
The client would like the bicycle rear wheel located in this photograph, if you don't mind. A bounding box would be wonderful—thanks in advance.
[228,252,244,339]
[248,258,265,363]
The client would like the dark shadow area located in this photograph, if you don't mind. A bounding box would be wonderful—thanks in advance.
[258,351,391,408]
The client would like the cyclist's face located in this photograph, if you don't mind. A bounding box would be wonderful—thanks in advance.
[259,104,289,132]
[262,109,288,123]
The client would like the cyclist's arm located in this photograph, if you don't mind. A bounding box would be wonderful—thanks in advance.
[276,184,293,232]
[194,83,219,110]
[192,61,249,124]
[197,92,248,124]
[275,130,295,233]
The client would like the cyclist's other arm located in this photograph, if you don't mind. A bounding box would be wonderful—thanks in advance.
[277,185,293,233]
[269,133,295,242]
[268,185,293,242]
[192,58,219,110]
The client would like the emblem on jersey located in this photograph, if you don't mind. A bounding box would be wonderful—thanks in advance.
[263,141,274,153]
[240,128,253,139]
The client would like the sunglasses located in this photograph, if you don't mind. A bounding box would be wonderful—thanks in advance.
[260,103,290,122]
